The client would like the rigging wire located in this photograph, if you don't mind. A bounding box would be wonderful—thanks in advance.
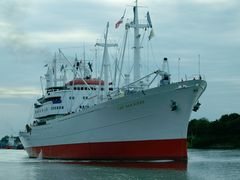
[149,40,159,70]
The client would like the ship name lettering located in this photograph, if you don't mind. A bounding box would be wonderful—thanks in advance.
[117,100,144,110]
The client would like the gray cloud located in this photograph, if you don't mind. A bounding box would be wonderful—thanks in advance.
[0,0,52,62]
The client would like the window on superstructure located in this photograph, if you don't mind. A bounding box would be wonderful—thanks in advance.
[69,96,75,100]
[83,96,88,100]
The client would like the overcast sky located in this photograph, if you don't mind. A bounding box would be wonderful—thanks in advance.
[0,0,240,138]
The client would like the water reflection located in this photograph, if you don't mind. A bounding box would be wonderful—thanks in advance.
[30,160,188,180]
[0,150,188,179]
[64,160,187,170]
[2,149,240,180]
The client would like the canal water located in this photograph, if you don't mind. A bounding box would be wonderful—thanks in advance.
[0,149,240,180]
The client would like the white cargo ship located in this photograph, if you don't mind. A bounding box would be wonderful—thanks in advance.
[19,1,206,161]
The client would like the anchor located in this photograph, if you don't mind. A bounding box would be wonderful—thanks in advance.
[193,101,201,112]
[171,100,178,111]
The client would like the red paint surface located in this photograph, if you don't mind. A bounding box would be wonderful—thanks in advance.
[67,79,104,85]
[26,139,187,160]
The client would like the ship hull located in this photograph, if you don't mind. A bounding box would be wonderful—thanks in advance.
[25,139,187,160]
[20,80,206,160]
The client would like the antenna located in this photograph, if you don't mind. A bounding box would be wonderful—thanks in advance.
[198,54,201,76]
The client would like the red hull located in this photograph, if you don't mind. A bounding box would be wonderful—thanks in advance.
[25,139,187,160]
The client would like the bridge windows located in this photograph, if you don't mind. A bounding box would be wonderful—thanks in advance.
[51,106,64,110]
[71,86,100,91]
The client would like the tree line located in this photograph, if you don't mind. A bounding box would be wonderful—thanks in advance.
[0,136,23,149]
[188,113,240,149]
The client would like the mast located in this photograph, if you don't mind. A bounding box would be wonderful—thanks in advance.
[53,53,57,86]
[63,68,67,84]
[103,23,110,97]
[73,55,78,79]
[45,67,53,88]
[117,24,129,88]
[133,0,141,82]
[40,77,44,96]
[129,0,150,86]
[113,57,118,88]
[96,22,117,98]
[83,44,86,78]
